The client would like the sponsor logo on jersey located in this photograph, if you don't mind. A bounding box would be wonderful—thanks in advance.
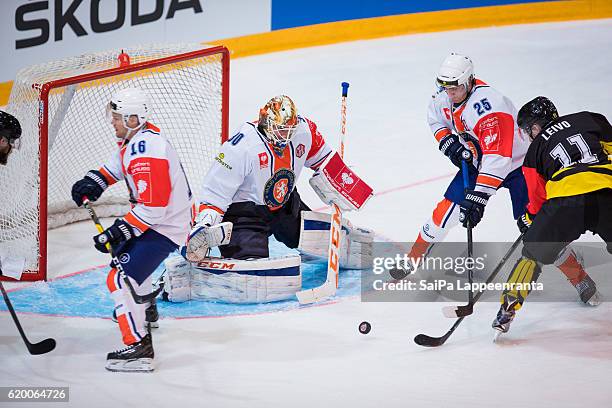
[215,152,232,170]
[137,179,148,194]
[479,116,501,151]
[259,152,269,169]
[295,143,305,158]
[263,168,295,209]
[334,169,356,192]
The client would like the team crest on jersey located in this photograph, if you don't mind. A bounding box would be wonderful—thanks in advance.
[263,169,295,208]
[295,143,305,158]
[259,152,269,169]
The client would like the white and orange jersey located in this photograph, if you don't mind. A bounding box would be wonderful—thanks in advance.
[198,116,332,213]
[427,79,530,195]
[98,122,192,245]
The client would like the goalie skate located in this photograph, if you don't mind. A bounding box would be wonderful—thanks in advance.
[106,334,154,373]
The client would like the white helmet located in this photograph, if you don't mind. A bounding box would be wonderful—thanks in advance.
[258,95,298,148]
[436,53,474,89]
[107,87,149,131]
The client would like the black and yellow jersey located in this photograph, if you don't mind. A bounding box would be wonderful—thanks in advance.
[522,111,612,214]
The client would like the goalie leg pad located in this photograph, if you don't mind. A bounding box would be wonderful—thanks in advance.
[298,211,374,269]
[163,255,302,303]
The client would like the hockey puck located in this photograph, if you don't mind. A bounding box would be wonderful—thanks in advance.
[358,321,371,335]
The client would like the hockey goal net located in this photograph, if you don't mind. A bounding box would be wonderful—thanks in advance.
[0,43,229,281]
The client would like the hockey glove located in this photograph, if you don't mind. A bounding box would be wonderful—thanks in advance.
[517,211,535,233]
[93,219,135,253]
[459,190,489,228]
[71,170,108,207]
[439,133,473,168]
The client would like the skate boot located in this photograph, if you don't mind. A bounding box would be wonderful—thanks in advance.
[106,333,154,372]
[492,304,516,342]
[574,275,602,306]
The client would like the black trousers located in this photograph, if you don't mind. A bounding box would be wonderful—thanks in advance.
[522,188,612,264]
[219,189,311,259]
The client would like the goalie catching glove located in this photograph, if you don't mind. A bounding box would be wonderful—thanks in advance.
[184,205,233,262]
[309,152,373,211]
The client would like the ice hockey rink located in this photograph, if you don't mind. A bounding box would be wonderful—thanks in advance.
[2,18,612,408]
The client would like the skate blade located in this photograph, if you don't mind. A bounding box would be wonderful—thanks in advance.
[585,290,602,307]
[106,358,154,373]
[492,329,504,343]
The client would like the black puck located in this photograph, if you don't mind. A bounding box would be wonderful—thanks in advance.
[358,321,371,334]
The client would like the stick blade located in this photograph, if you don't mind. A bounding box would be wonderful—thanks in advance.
[414,333,446,347]
[296,282,336,305]
[442,304,473,318]
[28,338,56,355]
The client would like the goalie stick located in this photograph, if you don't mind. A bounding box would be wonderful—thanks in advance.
[82,198,163,304]
[414,233,524,347]
[0,278,56,355]
[296,82,349,305]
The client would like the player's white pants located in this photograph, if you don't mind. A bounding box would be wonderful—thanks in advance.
[409,198,460,259]
[107,268,151,345]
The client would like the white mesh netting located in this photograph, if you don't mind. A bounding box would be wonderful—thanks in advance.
[0,43,227,280]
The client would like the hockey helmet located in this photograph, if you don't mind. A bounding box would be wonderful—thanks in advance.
[258,95,298,148]
[0,110,22,149]
[107,87,150,130]
[436,53,474,89]
[517,96,558,139]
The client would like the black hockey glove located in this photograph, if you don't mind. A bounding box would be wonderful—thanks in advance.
[459,190,489,228]
[93,219,134,253]
[439,133,473,168]
[517,211,535,233]
[71,170,108,207]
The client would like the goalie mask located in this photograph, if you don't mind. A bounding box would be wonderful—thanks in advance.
[258,95,298,148]
[0,110,22,165]
[107,87,150,133]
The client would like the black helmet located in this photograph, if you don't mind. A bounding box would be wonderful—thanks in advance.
[517,97,558,138]
[0,110,22,143]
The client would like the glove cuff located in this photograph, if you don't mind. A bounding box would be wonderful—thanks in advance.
[86,170,108,191]
[465,191,489,206]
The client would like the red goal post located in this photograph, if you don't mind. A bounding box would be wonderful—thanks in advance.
[0,44,229,281]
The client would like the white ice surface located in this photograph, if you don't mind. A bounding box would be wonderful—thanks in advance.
[2,19,612,408]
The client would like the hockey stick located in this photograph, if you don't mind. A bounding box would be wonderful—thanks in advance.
[442,232,524,318]
[446,159,475,317]
[0,278,56,355]
[82,198,163,304]
[414,233,524,347]
[296,82,349,305]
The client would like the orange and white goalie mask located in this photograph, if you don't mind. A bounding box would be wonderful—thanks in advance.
[259,95,298,149]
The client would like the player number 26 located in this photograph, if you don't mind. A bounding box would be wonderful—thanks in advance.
[131,140,146,156]
[473,98,492,116]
